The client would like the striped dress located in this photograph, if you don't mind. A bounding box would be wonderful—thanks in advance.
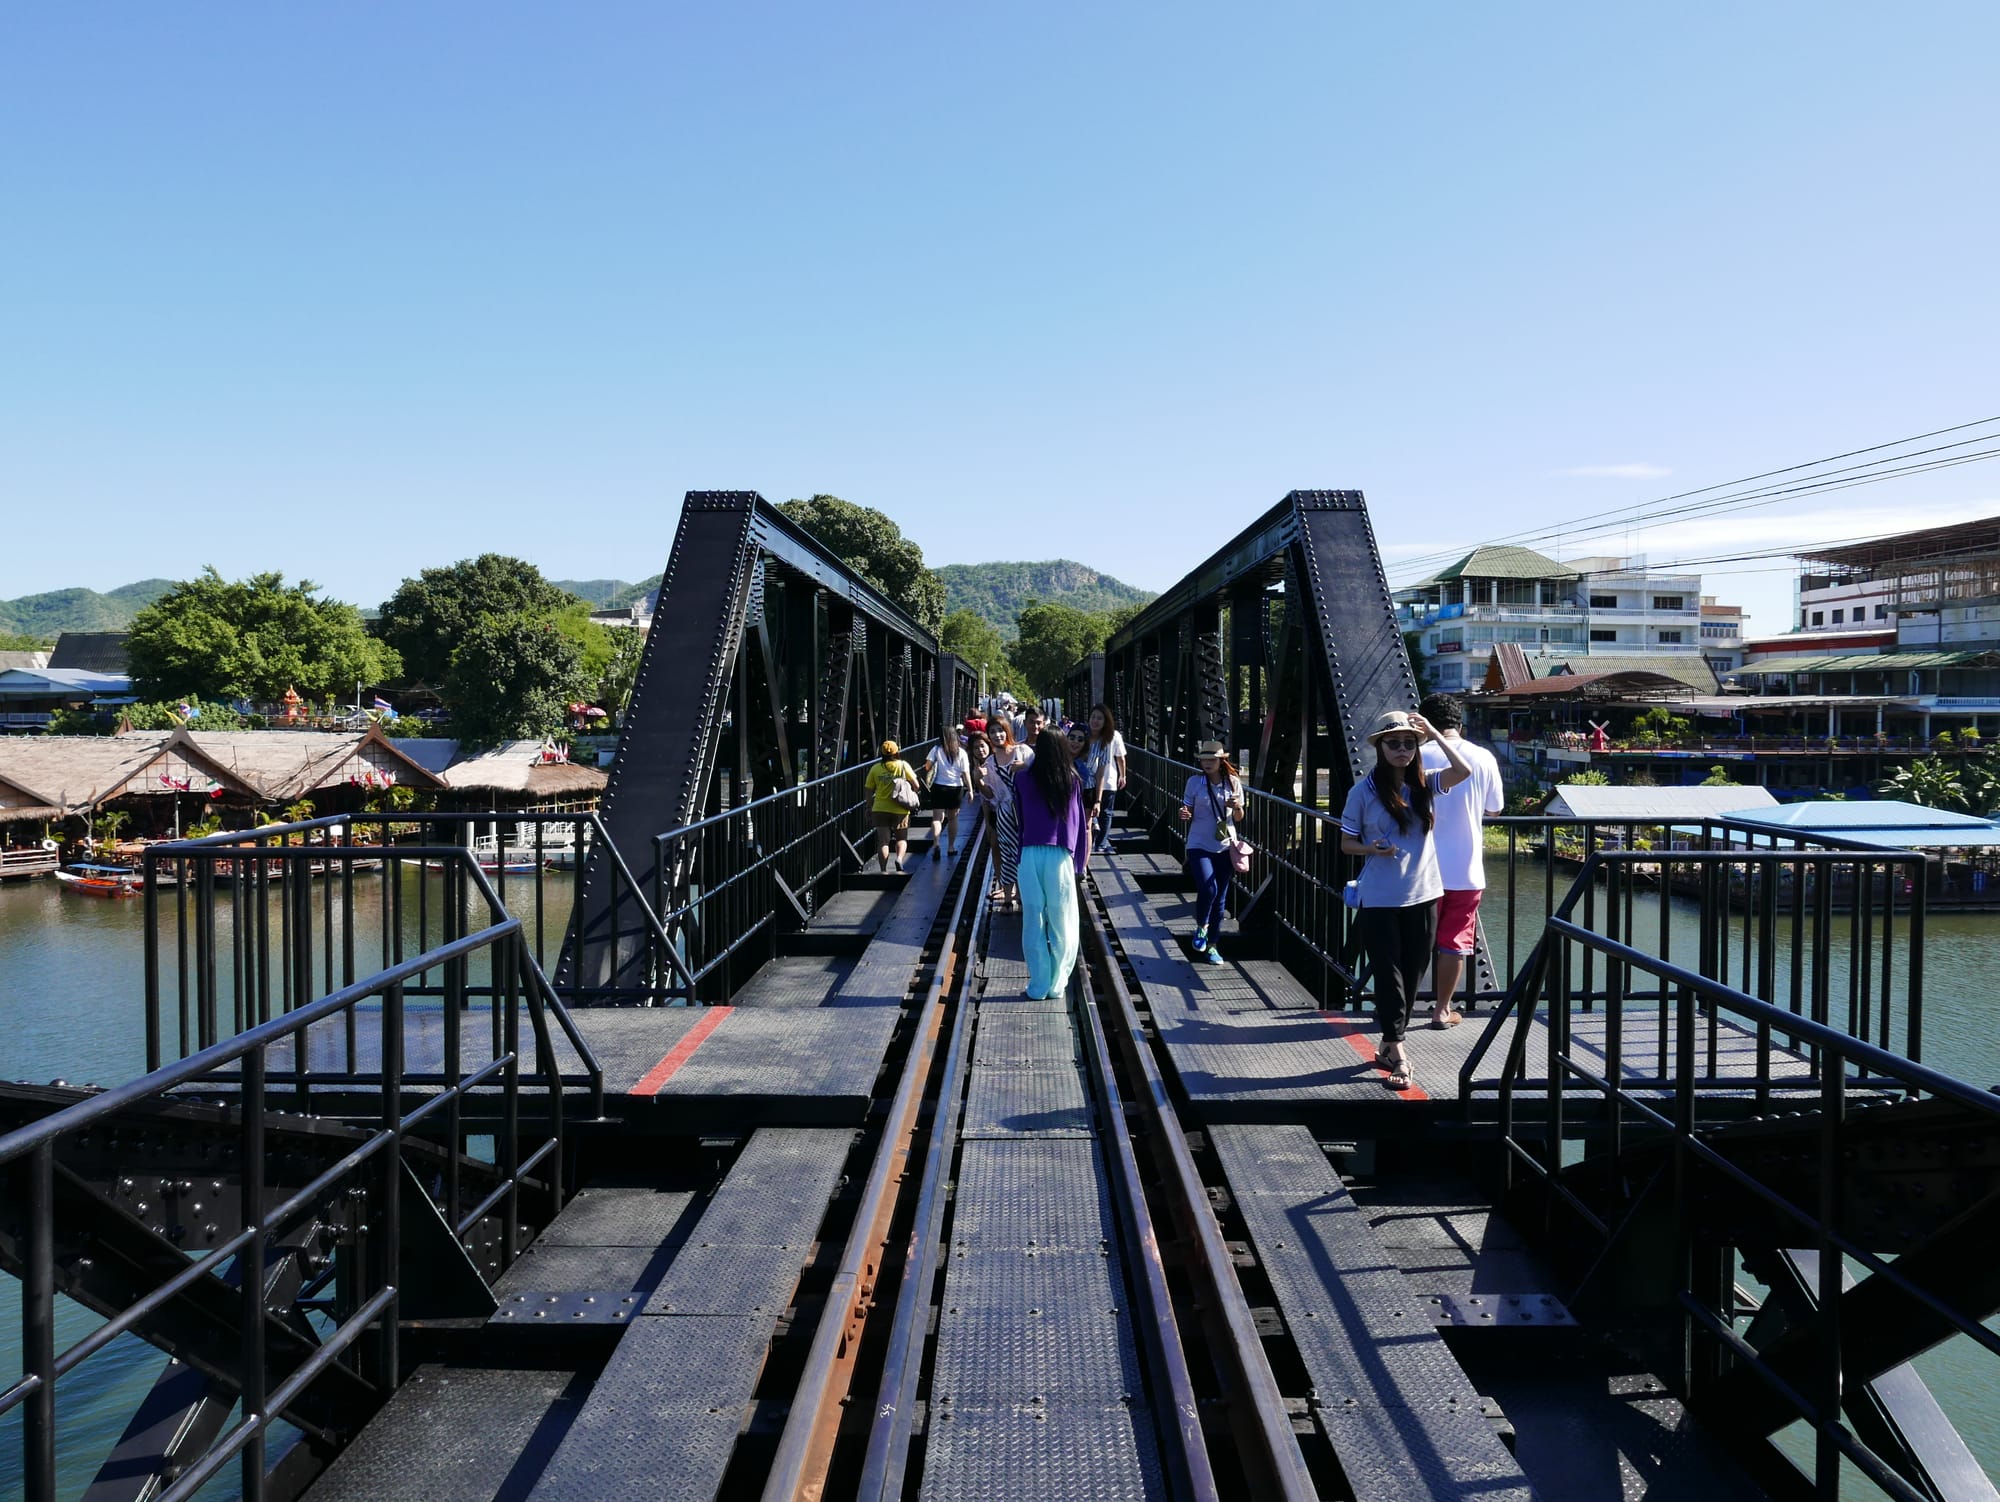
[988,754,1024,891]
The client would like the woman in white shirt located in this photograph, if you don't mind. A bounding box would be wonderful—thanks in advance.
[923,724,972,861]
[1083,703,1127,850]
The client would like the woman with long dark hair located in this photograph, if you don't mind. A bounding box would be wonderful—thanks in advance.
[1338,710,1470,1090]
[1083,702,1126,850]
[1177,740,1245,965]
[1012,728,1091,998]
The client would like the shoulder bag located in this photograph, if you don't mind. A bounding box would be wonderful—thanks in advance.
[1206,778,1254,875]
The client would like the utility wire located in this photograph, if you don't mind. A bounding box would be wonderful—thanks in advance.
[1387,424,2000,584]
[1390,413,2000,574]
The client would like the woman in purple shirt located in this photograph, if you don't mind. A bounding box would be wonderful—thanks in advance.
[1011,728,1092,999]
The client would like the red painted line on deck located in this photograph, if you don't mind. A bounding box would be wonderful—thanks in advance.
[1319,1014,1430,1101]
[630,1007,734,1096]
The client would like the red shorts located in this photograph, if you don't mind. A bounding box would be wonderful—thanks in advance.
[1436,888,1483,955]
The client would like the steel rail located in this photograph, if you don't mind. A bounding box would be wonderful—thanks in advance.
[760,818,984,1502]
[1072,908,1218,1501]
[1078,888,1319,1501]
[855,850,991,1502]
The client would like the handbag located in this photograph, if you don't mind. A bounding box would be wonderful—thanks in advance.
[1205,778,1254,874]
[1342,879,1363,911]
[889,765,922,809]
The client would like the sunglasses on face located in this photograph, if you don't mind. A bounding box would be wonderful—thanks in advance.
[1381,738,1420,752]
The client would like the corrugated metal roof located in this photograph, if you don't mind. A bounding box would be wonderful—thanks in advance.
[1741,650,2000,674]
[1547,785,1780,820]
[0,668,132,697]
[1723,799,1996,830]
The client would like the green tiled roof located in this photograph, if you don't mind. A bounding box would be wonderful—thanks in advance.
[1416,545,1574,586]
[1520,652,1718,692]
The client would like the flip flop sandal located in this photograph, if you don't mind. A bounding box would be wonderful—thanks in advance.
[1385,1065,1413,1090]
[1430,1012,1463,1029]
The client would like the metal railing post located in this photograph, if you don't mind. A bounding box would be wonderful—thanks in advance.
[241,1047,268,1502]
[22,1139,56,1502]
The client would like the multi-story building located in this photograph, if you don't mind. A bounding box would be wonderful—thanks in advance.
[1737,515,2000,731]
[1698,596,1746,677]
[1396,546,1721,694]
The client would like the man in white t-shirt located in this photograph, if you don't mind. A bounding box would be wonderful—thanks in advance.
[1418,694,1505,1028]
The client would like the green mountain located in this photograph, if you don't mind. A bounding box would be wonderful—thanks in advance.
[550,576,661,610]
[549,578,634,608]
[550,562,1147,637]
[937,561,1155,636]
[0,579,174,641]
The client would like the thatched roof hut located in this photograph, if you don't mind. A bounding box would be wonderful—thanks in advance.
[392,738,607,807]
[0,733,257,817]
[182,728,445,803]
[0,727,448,823]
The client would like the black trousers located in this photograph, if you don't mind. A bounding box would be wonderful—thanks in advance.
[1359,900,1438,1044]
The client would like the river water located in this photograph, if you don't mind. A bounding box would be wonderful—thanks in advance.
[1,864,1994,1498]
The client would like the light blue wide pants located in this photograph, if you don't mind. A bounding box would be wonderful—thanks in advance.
[1018,844,1080,1000]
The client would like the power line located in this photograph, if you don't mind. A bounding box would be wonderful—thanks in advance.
[1386,422,2000,584]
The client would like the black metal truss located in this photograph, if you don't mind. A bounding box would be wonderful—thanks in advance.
[561,492,947,996]
[1081,490,1417,808]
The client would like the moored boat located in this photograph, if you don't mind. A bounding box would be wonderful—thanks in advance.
[55,862,142,897]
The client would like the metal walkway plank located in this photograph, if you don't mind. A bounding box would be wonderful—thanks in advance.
[918,1402,1165,1502]
[307,1364,591,1502]
[1205,1126,1535,1501]
[951,1140,1117,1253]
[959,1065,1094,1138]
[526,1314,776,1502]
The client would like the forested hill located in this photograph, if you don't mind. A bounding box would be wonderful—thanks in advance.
[551,576,661,610]
[0,580,174,640]
[937,561,1154,634]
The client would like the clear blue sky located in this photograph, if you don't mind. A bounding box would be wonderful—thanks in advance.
[4,3,1996,638]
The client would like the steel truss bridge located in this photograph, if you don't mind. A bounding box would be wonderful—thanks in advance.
[4,490,1997,1502]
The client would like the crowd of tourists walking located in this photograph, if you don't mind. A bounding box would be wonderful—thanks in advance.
[899,688,1503,1078]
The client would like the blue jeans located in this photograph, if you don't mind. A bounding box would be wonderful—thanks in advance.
[1187,847,1232,934]
[1093,787,1117,843]
[1018,845,1080,1000]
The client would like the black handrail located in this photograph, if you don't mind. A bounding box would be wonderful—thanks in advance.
[2,909,575,1502]
[648,746,935,999]
[1481,848,1985,1502]
[1460,842,1928,1104]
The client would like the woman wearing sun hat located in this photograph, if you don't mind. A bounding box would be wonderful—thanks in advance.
[1176,739,1246,965]
[1338,709,1471,1090]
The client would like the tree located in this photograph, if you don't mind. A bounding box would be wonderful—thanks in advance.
[376,555,578,691]
[1877,758,1968,812]
[1699,764,1738,786]
[597,628,646,722]
[128,568,398,702]
[939,609,1033,698]
[778,495,947,635]
[444,612,587,744]
[1011,600,1111,697]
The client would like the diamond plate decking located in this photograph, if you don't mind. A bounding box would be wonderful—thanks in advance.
[306,1364,593,1502]
[916,903,1168,1500]
[1207,1125,1534,1502]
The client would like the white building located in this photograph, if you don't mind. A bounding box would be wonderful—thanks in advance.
[1699,596,1746,676]
[1396,546,1723,694]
